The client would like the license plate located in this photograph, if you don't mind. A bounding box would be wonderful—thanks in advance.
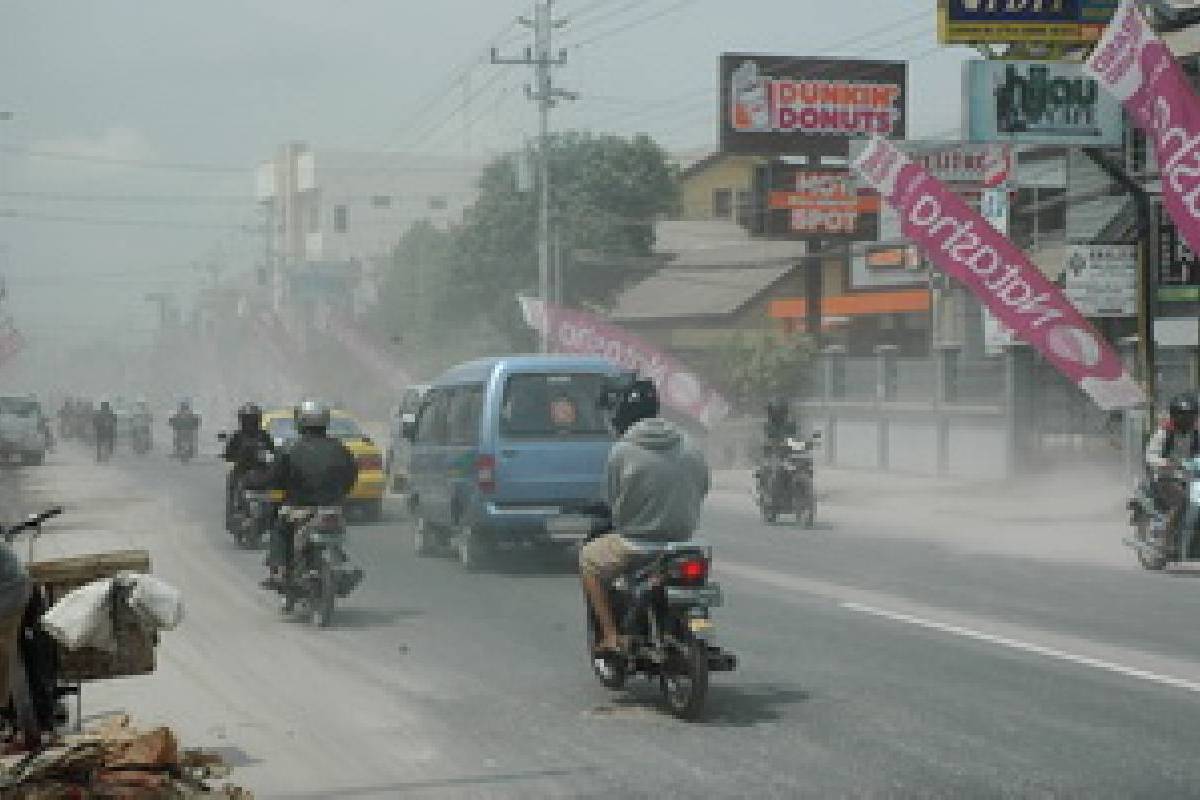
[546,515,594,538]
[689,618,713,632]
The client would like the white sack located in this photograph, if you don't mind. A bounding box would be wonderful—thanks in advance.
[41,578,116,652]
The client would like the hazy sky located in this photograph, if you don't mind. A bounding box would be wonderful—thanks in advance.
[0,0,971,351]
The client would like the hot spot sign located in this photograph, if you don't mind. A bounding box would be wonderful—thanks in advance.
[721,54,907,157]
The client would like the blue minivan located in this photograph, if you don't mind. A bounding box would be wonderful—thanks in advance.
[405,355,624,569]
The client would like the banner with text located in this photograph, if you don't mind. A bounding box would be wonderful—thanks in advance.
[519,297,731,428]
[852,137,1143,411]
[1086,0,1200,262]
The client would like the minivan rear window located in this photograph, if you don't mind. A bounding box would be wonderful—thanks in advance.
[500,373,609,438]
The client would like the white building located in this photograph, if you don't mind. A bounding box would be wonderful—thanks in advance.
[255,143,483,313]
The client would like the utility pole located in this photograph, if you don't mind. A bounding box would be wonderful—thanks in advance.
[492,1,576,352]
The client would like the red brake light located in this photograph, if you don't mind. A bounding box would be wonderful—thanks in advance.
[676,558,708,584]
[475,455,496,493]
[357,454,383,471]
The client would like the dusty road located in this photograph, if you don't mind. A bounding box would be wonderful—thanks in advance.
[7,444,1200,798]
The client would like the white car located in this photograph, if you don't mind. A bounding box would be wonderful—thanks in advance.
[0,396,47,465]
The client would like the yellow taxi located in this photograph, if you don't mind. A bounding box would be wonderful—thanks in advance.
[261,408,387,521]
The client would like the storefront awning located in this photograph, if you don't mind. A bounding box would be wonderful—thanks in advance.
[768,290,930,319]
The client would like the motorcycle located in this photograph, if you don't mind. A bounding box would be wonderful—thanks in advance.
[224,445,278,550]
[586,540,737,720]
[130,419,152,455]
[754,433,820,527]
[271,506,363,628]
[1125,458,1200,570]
[173,430,197,462]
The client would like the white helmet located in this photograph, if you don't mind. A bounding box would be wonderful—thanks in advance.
[294,399,330,432]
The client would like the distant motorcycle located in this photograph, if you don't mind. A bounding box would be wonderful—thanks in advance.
[271,506,363,628]
[172,430,197,462]
[1125,458,1200,570]
[586,541,736,720]
[228,450,278,550]
[130,420,152,455]
[754,433,820,527]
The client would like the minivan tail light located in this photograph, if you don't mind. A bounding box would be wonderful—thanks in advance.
[475,455,496,494]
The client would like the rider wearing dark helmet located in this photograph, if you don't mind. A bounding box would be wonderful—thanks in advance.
[1145,392,1200,545]
[222,403,274,531]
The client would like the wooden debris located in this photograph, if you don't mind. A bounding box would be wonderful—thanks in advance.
[0,715,252,799]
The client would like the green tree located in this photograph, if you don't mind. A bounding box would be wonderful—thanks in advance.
[372,131,678,355]
[717,330,817,412]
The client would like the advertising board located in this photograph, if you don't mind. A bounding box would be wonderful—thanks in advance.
[721,54,907,156]
[760,165,880,240]
[938,0,1119,45]
[1062,244,1137,316]
[963,60,1124,145]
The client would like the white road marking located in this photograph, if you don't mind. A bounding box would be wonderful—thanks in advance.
[841,601,1200,695]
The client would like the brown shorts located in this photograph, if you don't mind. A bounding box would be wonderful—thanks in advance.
[578,533,634,581]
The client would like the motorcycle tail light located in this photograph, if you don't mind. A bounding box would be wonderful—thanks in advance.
[476,455,496,494]
[670,557,708,585]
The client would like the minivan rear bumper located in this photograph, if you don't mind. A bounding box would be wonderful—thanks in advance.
[474,500,608,544]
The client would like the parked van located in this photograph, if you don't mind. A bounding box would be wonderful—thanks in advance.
[406,355,623,569]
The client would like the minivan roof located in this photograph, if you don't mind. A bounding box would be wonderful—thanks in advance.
[434,354,619,386]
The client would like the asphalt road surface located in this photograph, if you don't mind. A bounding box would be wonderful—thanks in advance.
[8,444,1200,798]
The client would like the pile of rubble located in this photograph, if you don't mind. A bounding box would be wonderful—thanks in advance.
[0,715,251,799]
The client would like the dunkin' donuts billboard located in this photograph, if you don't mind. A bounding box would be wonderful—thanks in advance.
[721,54,907,157]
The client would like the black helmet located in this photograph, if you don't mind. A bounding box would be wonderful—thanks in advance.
[1170,392,1199,429]
[613,378,659,436]
[294,399,331,433]
[237,402,262,431]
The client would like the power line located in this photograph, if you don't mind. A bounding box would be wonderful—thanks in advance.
[0,209,253,230]
[570,0,697,49]
[0,145,247,173]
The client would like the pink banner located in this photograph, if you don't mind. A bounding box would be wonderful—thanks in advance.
[852,138,1144,411]
[1087,0,1200,258]
[520,297,731,428]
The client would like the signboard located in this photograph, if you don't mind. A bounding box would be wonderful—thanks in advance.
[721,54,907,156]
[939,0,1120,45]
[964,60,1124,146]
[849,139,1011,186]
[761,165,880,239]
[980,187,1017,353]
[1087,0,1200,270]
[518,297,731,428]
[1063,244,1137,316]
[852,136,1144,411]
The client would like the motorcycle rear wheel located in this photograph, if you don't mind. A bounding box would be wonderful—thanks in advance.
[660,637,709,721]
[795,481,815,529]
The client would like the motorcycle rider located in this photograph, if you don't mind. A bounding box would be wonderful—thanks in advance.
[764,397,797,447]
[92,401,116,462]
[264,400,357,588]
[168,400,201,457]
[579,378,710,656]
[222,403,275,532]
[1145,392,1200,550]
